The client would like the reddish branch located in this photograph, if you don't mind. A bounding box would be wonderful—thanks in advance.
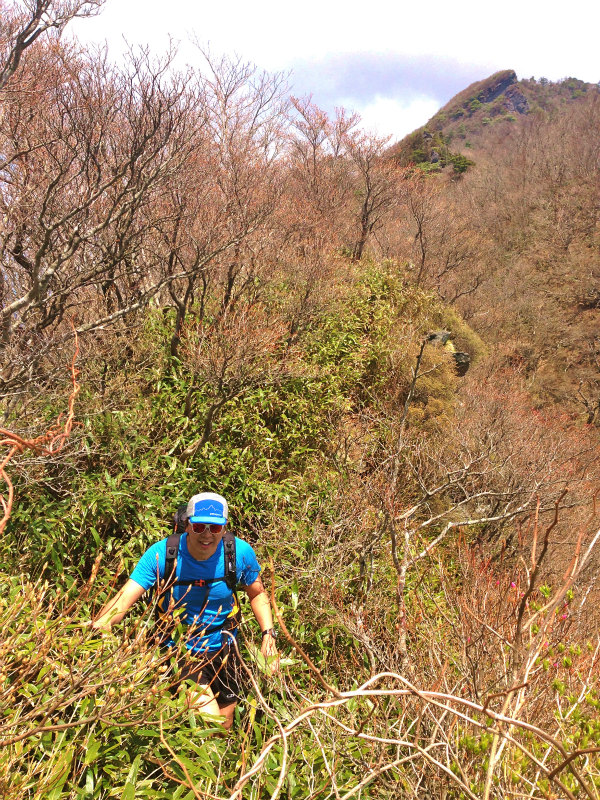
[0,330,80,535]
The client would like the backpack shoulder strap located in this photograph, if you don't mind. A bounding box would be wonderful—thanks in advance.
[173,504,188,535]
[164,504,186,582]
[222,529,237,592]
[153,532,180,632]
[222,530,240,633]
[164,532,180,585]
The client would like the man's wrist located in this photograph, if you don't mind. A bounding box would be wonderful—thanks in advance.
[261,628,277,639]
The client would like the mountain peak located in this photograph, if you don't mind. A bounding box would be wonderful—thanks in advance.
[389,71,596,173]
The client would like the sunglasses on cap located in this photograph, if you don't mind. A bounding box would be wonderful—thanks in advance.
[189,521,225,533]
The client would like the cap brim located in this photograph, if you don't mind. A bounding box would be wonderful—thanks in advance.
[189,516,227,525]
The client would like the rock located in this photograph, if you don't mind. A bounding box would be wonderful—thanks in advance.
[476,70,518,104]
[427,331,471,376]
[504,85,530,114]
[452,352,471,376]
[427,330,452,345]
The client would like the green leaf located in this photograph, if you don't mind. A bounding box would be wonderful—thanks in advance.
[135,728,160,738]
[85,767,95,794]
[84,735,101,765]
[179,752,217,781]
[120,754,142,800]
[46,746,75,800]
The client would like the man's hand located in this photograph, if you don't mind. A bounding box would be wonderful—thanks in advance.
[91,580,146,630]
[245,578,280,674]
[261,631,280,675]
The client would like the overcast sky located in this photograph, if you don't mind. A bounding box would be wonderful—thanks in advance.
[71,0,600,143]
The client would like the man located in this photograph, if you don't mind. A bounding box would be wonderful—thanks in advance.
[92,491,279,729]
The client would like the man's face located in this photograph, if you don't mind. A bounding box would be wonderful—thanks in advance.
[186,520,225,553]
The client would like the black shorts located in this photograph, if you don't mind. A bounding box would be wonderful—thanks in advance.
[175,643,243,706]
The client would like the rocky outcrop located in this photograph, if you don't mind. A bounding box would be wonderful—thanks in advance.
[504,84,530,114]
[426,331,471,375]
[468,71,530,118]
[475,70,517,104]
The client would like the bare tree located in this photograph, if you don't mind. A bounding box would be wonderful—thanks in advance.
[0,0,103,90]
[0,43,210,399]
[178,302,292,460]
[198,53,289,314]
[286,97,356,252]
[343,129,400,261]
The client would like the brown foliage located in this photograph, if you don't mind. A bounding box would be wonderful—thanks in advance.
[0,0,103,91]
[0,331,79,535]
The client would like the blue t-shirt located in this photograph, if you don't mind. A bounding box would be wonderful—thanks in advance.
[130,534,260,652]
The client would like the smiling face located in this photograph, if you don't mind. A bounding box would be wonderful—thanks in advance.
[185,520,225,560]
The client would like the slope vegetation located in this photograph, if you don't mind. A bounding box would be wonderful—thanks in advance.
[2,12,600,798]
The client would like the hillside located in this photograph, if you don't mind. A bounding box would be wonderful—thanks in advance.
[385,70,600,422]
[3,6,600,798]
[389,70,598,172]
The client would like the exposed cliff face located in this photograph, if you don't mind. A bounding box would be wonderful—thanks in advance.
[473,70,517,104]
[504,84,530,114]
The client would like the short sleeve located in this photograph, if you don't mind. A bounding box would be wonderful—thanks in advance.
[129,541,166,591]
[236,539,261,586]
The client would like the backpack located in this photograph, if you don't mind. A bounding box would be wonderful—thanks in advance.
[153,504,240,642]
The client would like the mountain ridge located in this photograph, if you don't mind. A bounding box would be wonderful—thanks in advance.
[389,69,598,171]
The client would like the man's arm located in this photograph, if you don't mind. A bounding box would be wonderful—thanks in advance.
[243,577,279,664]
[92,579,146,631]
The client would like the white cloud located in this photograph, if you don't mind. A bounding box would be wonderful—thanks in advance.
[350,95,441,141]
[70,0,600,141]
[71,0,600,85]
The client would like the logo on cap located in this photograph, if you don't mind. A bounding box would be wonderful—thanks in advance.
[194,502,223,518]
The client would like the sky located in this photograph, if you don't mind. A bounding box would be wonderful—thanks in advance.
[71,0,600,143]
